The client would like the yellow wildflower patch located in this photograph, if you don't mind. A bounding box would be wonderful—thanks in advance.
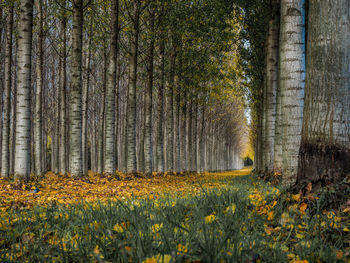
[205,214,216,224]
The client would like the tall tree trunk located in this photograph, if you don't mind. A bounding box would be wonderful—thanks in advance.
[54,66,60,174]
[144,8,155,174]
[157,41,165,172]
[263,9,279,174]
[1,5,13,177]
[34,0,44,176]
[115,60,121,170]
[182,93,187,170]
[104,0,119,174]
[274,71,283,173]
[188,101,193,171]
[69,0,84,177]
[14,0,34,180]
[59,7,67,174]
[297,0,350,185]
[176,81,181,172]
[82,30,91,175]
[200,107,206,172]
[279,0,306,185]
[10,41,18,176]
[168,48,176,172]
[194,101,199,172]
[98,51,107,174]
[255,99,263,172]
[127,0,140,173]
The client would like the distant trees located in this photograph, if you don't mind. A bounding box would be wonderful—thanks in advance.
[0,0,246,180]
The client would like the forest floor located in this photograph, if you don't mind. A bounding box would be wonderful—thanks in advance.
[0,168,349,262]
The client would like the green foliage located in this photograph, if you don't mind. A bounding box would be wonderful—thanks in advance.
[0,174,347,262]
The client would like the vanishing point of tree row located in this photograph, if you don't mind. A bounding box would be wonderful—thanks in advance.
[0,0,246,180]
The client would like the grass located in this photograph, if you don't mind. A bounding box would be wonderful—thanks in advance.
[0,169,349,262]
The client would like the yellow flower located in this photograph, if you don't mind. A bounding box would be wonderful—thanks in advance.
[93,245,104,258]
[271,200,278,208]
[124,246,132,252]
[177,244,188,254]
[142,255,172,263]
[327,211,335,219]
[205,214,216,224]
[113,223,124,233]
[295,233,305,239]
[267,211,274,221]
[90,220,101,230]
[225,204,236,214]
[142,258,157,263]
[152,223,163,233]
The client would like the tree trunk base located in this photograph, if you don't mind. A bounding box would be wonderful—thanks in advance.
[297,142,350,188]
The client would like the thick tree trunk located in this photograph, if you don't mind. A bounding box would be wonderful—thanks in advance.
[279,0,306,185]
[69,0,84,177]
[1,5,13,177]
[34,0,44,176]
[126,0,140,173]
[104,0,119,174]
[297,0,350,186]
[14,0,34,180]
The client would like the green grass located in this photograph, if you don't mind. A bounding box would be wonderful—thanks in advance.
[0,174,348,262]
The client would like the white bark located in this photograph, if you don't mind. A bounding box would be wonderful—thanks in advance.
[104,0,119,174]
[297,0,350,184]
[59,10,67,174]
[1,5,13,177]
[279,0,306,185]
[14,0,34,180]
[263,18,279,173]
[69,0,84,177]
[34,0,44,176]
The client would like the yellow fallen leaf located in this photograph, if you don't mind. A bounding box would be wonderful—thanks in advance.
[267,211,274,221]
[292,194,301,202]
[299,203,307,213]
